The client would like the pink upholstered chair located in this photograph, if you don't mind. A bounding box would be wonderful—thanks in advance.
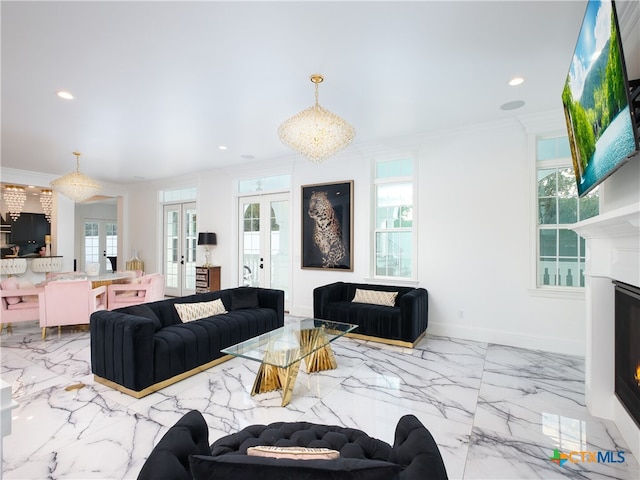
[107,273,165,310]
[39,279,107,339]
[0,277,45,334]
[145,273,166,301]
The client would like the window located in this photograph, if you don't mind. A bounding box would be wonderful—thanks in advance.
[374,159,414,279]
[161,187,196,203]
[536,137,598,288]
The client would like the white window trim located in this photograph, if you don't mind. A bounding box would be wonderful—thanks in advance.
[530,136,600,297]
[371,160,417,281]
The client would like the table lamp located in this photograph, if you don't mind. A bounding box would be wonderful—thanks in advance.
[198,232,217,267]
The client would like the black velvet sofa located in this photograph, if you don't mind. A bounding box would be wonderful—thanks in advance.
[138,410,448,480]
[90,287,284,397]
[314,282,428,347]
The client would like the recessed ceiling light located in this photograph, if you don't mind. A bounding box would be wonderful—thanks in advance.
[218,145,228,150]
[57,90,74,100]
[500,100,526,111]
[508,77,525,86]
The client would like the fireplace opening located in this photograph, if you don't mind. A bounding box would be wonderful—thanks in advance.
[614,280,640,428]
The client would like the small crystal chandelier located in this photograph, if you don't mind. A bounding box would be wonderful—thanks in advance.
[39,189,53,222]
[50,152,101,202]
[3,185,27,221]
[278,74,355,163]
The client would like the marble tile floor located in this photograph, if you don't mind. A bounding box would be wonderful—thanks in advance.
[1,318,638,480]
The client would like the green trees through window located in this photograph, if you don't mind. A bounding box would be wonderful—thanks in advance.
[536,137,599,288]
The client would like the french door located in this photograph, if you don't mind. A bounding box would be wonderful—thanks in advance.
[239,193,290,309]
[163,202,197,297]
[83,219,117,274]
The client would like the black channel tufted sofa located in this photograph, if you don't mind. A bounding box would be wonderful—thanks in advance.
[314,282,428,347]
[138,410,448,480]
[90,287,284,397]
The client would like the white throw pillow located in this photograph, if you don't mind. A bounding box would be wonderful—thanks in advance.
[352,288,398,307]
[247,446,340,460]
[175,298,227,322]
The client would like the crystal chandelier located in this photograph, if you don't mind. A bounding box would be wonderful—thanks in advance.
[278,74,355,163]
[50,152,101,202]
[39,189,53,222]
[3,185,27,221]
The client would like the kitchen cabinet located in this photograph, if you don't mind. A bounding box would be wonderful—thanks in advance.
[9,213,50,251]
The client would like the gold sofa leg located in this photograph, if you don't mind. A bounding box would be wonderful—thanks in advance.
[0,323,13,334]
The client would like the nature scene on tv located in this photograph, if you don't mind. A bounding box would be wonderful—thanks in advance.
[562,0,636,196]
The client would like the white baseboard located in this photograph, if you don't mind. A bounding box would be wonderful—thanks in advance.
[290,308,585,356]
[426,321,585,357]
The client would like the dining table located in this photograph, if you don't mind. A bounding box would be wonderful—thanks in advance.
[89,273,131,289]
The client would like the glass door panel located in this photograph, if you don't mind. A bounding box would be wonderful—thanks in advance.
[239,194,290,309]
[270,199,289,299]
[105,222,117,272]
[184,205,197,291]
[241,201,260,287]
[84,221,100,272]
[164,202,196,297]
[83,219,117,274]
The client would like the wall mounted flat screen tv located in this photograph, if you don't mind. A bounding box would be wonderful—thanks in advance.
[562,0,638,197]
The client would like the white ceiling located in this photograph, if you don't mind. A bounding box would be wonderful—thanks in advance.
[1,0,590,184]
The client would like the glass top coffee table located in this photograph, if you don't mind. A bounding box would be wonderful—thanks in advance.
[222,319,357,406]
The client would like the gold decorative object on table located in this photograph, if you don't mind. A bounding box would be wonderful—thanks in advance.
[222,319,356,406]
[126,249,144,272]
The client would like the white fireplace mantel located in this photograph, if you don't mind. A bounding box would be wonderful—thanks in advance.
[572,202,640,240]
[573,202,640,288]
[571,202,640,462]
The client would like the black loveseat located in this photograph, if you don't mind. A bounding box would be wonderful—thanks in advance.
[90,287,284,397]
[138,410,448,480]
[314,282,428,347]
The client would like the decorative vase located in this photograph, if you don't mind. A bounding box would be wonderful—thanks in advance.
[125,249,144,272]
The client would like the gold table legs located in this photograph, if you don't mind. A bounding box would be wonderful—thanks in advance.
[251,359,302,407]
[250,328,338,406]
[300,328,338,373]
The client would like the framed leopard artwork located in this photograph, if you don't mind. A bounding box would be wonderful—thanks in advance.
[301,180,353,270]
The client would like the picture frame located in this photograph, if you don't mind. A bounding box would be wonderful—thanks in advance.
[301,180,353,271]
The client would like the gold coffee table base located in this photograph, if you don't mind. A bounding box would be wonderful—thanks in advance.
[223,319,357,407]
[251,328,339,406]
[252,361,302,406]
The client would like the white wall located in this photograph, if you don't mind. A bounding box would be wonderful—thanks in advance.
[125,181,163,274]
[418,119,585,353]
